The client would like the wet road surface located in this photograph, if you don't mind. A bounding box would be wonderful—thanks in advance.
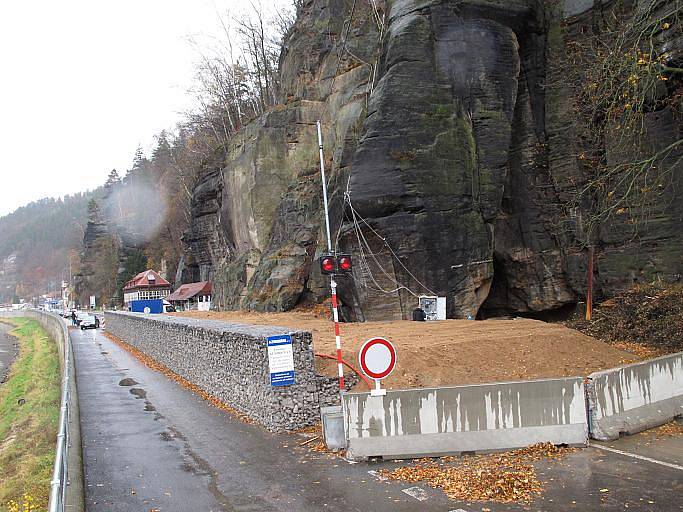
[72,327,683,511]
[0,321,18,383]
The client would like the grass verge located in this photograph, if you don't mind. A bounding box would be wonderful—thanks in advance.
[0,318,60,511]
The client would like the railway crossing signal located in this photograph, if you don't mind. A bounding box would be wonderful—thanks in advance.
[320,254,353,275]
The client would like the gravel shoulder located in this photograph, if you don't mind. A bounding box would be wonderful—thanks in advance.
[173,311,640,391]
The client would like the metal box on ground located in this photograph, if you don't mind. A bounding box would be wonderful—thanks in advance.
[418,296,447,320]
[321,405,346,451]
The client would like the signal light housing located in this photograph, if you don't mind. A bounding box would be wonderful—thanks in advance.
[337,254,353,273]
[319,254,353,275]
[320,255,336,275]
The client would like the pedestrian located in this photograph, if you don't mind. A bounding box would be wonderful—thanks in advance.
[71,311,77,326]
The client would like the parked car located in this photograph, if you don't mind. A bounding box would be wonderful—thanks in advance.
[75,311,90,325]
[80,314,99,330]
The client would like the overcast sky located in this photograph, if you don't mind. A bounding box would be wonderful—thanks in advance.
[0,0,291,217]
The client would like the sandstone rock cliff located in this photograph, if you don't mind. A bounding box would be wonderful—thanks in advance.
[180,0,683,320]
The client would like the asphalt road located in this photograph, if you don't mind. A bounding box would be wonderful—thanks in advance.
[72,327,683,512]
[0,321,18,384]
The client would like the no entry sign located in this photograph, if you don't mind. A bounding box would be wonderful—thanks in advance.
[359,337,397,395]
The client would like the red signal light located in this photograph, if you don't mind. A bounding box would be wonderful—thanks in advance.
[338,255,352,273]
[320,256,335,274]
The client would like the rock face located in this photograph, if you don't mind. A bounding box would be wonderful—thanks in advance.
[181,0,381,312]
[74,201,111,304]
[180,0,683,320]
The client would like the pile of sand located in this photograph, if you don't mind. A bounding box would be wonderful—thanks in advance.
[173,310,639,391]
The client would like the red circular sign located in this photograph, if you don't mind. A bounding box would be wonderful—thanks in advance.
[359,337,397,380]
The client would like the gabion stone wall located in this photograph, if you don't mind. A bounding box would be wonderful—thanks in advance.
[105,312,349,431]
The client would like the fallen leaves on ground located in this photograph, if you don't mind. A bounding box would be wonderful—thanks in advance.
[653,421,683,437]
[611,341,665,359]
[569,284,683,355]
[379,443,576,503]
[293,423,322,435]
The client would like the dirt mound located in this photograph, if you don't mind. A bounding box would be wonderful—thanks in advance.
[173,310,639,391]
[569,284,683,355]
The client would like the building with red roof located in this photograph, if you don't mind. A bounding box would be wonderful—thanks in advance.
[166,281,213,311]
[123,270,172,307]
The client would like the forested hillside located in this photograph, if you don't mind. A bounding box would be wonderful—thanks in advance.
[73,131,206,306]
[1,1,297,306]
[0,194,91,302]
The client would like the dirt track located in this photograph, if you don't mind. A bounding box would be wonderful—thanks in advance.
[174,310,640,391]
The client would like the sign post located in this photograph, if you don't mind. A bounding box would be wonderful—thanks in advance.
[359,337,397,396]
[317,120,345,391]
[267,334,295,386]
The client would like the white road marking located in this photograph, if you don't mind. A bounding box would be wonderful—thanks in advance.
[367,470,388,481]
[449,509,470,512]
[591,443,683,471]
[402,486,429,501]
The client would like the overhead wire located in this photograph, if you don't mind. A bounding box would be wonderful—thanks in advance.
[310,1,436,301]
[344,192,438,298]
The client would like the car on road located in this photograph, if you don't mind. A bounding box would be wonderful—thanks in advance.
[75,311,90,325]
[80,314,99,330]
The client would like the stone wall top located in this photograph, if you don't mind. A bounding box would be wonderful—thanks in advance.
[106,311,302,339]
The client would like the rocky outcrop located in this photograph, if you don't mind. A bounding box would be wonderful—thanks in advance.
[180,0,683,320]
[181,0,381,311]
[74,201,111,305]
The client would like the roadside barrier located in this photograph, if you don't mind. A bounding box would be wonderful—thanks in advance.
[104,311,354,431]
[0,311,85,512]
[340,351,683,459]
[342,378,588,460]
[586,352,683,441]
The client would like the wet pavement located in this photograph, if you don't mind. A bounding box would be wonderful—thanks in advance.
[72,327,683,512]
[0,321,18,384]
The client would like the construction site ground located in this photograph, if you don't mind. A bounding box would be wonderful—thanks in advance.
[173,310,643,391]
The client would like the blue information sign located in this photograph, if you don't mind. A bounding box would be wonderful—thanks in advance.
[267,335,295,387]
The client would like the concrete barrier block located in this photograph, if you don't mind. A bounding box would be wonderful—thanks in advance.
[587,352,683,441]
[343,378,588,460]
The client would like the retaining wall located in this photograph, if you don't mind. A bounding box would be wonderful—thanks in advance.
[342,378,588,460]
[587,352,683,441]
[105,311,350,431]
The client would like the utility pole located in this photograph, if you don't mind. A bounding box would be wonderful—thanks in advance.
[317,120,345,391]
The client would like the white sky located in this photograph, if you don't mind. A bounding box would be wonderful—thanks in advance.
[0,0,291,217]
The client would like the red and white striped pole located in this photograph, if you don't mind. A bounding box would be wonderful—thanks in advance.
[330,279,345,390]
[317,120,345,391]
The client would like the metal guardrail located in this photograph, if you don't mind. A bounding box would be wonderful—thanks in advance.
[48,312,73,512]
[0,310,84,512]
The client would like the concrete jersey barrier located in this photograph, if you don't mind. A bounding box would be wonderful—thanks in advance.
[586,351,683,441]
[342,377,588,460]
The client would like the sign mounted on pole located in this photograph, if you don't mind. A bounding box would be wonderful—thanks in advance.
[267,334,295,387]
[359,337,397,396]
